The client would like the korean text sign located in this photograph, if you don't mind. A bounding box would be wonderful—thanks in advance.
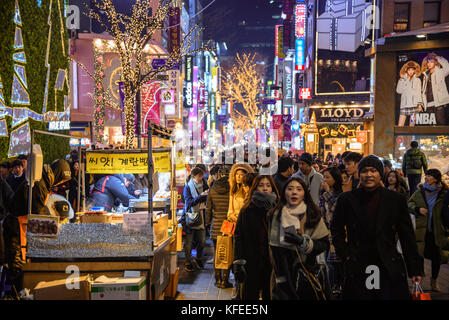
[86,152,170,174]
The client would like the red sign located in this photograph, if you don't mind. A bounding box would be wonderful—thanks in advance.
[356,131,368,144]
[295,4,306,38]
[272,115,282,129]
[141,82,161,136]
[299,88,311,100]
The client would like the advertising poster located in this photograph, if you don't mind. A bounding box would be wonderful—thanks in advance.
[141,82,161,136]
[395,49,449,126]
[272,114,292,142]
[315,0,373,94]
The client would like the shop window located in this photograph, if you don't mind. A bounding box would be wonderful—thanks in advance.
[393,2,410,32]
[394,135,449,182]
[423,2,440,28]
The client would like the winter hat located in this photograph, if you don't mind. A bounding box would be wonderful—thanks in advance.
[425,169,442,183]
[358,155,384,177]
[298,152,313,166]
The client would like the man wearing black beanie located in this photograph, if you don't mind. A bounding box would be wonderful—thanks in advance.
[331,154,423,300]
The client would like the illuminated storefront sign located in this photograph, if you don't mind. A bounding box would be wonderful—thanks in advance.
[299,88,311,99]
[311,105,372,122]
[49,121,70,131]
[295,3,306,38]
[275,25,286,59]
[184,55,193,108]
[295,39,305,70]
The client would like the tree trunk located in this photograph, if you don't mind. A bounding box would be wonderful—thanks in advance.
[124,89,136,149]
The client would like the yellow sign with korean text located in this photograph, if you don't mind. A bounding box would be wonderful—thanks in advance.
[86,152,170,174]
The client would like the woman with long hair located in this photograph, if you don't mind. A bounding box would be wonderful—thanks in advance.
[268,177,330,300]
[319,166,343,296]
[385,170,409,199]
[228,164,254,223]
[409,169,449,292]
[234,175,279,300]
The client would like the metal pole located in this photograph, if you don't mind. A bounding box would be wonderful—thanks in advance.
[148,121,154,252]
[27,130,34,217]
[77,141,81,213]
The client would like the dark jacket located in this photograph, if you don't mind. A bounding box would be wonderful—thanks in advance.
[331,187,423,300]
[205,177,230,240]
[269,205,330,300]
[180,179,209,234]
[402,147,428,176]
[90,175,136,211]
[32,160,71,215]
[273,172,289,195]
[408,185,449,264]
[234,200,273,299]
[6,174,26,193]
[443,190,449,228]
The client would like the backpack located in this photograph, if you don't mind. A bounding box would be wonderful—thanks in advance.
[408,151,422,170]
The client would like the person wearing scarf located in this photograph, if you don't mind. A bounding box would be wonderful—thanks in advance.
[181,167,209,272]
[268,177,330,300]
[409,168,449,292]
[234,175,279,300]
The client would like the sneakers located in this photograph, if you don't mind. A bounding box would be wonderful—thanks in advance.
[431,278,441,292]
[194,258,204,270]
[184,264,195,272]
[219,281,233,289]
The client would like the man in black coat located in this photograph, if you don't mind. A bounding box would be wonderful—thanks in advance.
[331,155,423,300]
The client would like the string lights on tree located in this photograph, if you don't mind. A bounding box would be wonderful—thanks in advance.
[71,0,210,149]
[220,53,263,132]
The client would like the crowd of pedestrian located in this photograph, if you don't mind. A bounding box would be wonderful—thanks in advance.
[180,140,449,300]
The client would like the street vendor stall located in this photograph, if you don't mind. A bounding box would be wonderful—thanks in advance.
[22,122,180,300]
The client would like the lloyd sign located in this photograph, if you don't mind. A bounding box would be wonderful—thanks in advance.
[313,106,372,122]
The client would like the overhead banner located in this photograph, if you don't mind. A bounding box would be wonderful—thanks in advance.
[86,152,170,174]
[282,59,294,107]
[141,81,161,136]
[168,7,180,57]
[395,49,449,126]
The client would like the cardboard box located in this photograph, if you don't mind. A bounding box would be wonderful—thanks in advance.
[91,275,147,300]
[164,268,179,298]
[153,213,168,244]
[33,275,91,300]
[80,213,113,223]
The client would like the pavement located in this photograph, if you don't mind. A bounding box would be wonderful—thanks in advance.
[174,242,449,300]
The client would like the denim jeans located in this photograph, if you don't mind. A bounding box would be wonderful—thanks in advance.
[407,174,422,196]
[184,229,206,265]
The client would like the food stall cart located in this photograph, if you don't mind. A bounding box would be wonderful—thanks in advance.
[22,122,180,300]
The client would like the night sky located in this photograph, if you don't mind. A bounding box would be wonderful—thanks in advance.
[201,0,282,60]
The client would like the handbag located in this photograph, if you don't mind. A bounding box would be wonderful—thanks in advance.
[411,282,431,300]
[220,219,236,235]
[215,234,234,270]
[186,210,202,228]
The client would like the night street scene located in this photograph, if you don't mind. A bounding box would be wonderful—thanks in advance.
[1,0,449,305]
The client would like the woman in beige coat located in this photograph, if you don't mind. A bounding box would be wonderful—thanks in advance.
[227,163,255,223]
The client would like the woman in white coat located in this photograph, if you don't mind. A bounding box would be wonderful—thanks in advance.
[421,53,449,125]
[396,61,422,127]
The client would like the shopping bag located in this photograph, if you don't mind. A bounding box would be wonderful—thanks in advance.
[215,234,234,270]
[411,282,431,300]
[220,220,236,235]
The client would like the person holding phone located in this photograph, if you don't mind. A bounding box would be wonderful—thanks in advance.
[268,177,330,300]
[181,167,209,272]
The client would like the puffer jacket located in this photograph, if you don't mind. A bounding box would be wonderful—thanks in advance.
[206,177,230,240]
[402,147,428,176]
[408,184,449,264]
[228,163,254,221]
[90,175,136,211]
[32,159,71,215]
